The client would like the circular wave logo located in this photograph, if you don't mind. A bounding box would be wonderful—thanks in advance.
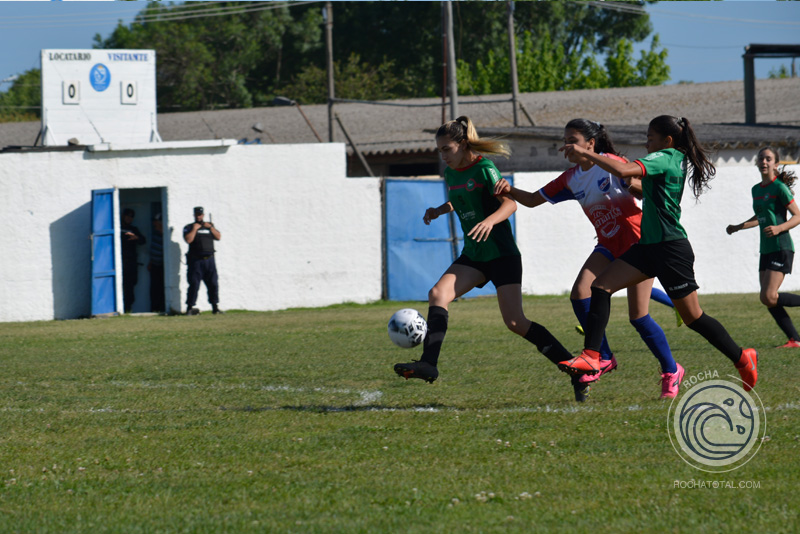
[89,64,111,92]
[667,378,766,472]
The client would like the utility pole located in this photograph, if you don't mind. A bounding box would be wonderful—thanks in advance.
[507,0,519,127]
[324,1,335,142]
[445,0,458,120]
[440,2,447,125]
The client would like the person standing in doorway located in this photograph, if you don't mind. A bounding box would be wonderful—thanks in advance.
[183,206,223,315]
[121,208,146,313]
[148,212,165,313]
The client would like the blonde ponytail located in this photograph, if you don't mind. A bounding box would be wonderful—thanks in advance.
[436,116,510,158]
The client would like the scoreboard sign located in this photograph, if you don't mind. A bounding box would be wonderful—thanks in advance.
[41,49,160,146]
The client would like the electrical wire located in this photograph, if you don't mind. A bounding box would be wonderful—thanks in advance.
[0,1,321,30]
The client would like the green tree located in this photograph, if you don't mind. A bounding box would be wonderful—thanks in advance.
[0,69,41,123]
[282,53,415,104]
[95,1,322,111]
[92,1,668,110]
[768,64,790,79]
[457,31,668,95]
[329,1,659,99]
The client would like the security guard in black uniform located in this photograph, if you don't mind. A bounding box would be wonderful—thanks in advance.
[183,206,223,315]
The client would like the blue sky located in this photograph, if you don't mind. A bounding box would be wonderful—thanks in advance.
[1,0,799,92]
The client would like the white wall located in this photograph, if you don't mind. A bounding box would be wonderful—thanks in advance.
[514,161,800,296]
[2,142,798,324]
[0,143,382,322]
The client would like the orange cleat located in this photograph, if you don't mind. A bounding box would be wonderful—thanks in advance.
[779,339,800,349]
[735,348,758,392]
[558,350,602,376]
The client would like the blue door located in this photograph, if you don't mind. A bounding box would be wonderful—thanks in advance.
[385,177,514,301]
[91,188,118,316]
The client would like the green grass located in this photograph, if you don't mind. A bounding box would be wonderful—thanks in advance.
[0,294,798,533]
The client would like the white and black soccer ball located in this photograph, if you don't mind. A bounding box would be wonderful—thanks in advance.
[387,308,428,349]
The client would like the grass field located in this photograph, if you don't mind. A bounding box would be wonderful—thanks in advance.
[0,294,797,533]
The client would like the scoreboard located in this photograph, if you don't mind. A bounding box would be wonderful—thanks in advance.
[41,49,160,146]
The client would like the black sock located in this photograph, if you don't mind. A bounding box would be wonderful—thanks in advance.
[585,287,611,352]
[686,312,741,363]
[524,322,572,365]
[778,293,800,307]
[421,306,448,366]
[768,305,800,340]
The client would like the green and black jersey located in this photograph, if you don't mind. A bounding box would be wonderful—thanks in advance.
[752,178,795,254]
[633,148,689,244]
[445,156,520,262]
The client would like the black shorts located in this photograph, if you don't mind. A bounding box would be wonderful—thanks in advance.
[453,254,522,288]
[618,239,699,300]
[759,250,794,274]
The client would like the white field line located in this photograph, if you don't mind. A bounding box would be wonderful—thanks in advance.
[1,381,798,414]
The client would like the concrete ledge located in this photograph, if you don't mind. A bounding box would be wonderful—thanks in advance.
[88,139,237,152]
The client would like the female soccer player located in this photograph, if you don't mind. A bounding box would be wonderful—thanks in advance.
[727,146,800,347]
[393,117,582,398]
[557,115,759,392]
[495,119,684,398]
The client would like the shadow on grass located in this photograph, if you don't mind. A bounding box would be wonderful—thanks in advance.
[219,403,451,413]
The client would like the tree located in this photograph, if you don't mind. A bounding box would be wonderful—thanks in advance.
[281,53,416,104]
[95,1,323,111]
[0,69,41,123]
[457,31,669,95]
[91,0,668,111]
[328,1,660,99]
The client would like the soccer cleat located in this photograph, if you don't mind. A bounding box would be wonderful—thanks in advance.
[394,360,438,383]
[558,350,602,376]
[735,348,758,392]
[779,339,800,348]
[575,324,584,336]
[659,363,685,399]
[675,308,683,328]
[578,355,618,384]
[571,376,590,402]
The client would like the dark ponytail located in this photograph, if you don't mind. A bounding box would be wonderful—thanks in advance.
[760,146,797,193]
[564,118,619,157]
[648,115,715,198]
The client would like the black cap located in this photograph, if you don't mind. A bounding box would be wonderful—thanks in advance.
[194,206,204,215]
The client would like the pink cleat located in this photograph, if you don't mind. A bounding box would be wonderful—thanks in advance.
[579,355,618,384]
[659,363,685,399]
[779,339,800,348]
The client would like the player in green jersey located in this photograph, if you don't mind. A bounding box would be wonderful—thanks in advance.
[727,146,800,348]
[394,116,581,400]
[556,115,759,392]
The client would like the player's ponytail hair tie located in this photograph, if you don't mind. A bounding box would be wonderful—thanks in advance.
[677,117,687,128]
[591,120,602,129]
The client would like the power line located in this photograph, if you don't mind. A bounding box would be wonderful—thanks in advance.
[649,6,800,27]
[583,0,800,27]
[0,1,321,30]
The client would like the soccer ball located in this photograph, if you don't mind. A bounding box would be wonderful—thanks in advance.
[387,308,428,349]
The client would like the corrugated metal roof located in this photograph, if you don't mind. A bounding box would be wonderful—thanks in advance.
[2,78,799,155]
